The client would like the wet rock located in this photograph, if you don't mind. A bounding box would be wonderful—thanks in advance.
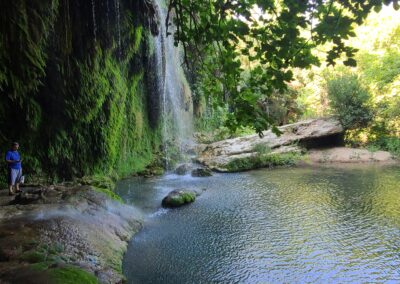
[138,166,165,178]
[162,190,196,208]
[0,185,142,284]
[191,168,212,177]
[12,188,46,205]
[175,163,191,175]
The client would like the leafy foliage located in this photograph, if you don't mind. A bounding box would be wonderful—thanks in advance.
[327,73,373,130]
[288,7,399,155]
[259,88,304,126]
[168,0,397,134]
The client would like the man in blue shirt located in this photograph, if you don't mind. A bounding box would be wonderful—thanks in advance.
[5,142,22,195]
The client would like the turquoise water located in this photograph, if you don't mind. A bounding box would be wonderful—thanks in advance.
[116,165,400,283]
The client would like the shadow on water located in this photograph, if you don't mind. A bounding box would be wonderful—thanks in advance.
[116,165,400,284]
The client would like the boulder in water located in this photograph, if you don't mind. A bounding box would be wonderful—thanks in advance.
[162,190,196,208]
[175,164,191,175]
[191,168,212,177]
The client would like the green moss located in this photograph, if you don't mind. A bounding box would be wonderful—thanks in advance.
[93,186,123,203]
[0,0,59,100]
[47,266,98,284]
[169,195,185,206]
[0,1,163,185]
[79,175,124,203]
[80,175,115,190]
[162,191,196,207]
[191,168,212,177]
[182,192,196,203]
[19,242,67,265]
[226,152,302,172]
[20,251,47,263]
[138,164,165,177]
[29,261,53,271]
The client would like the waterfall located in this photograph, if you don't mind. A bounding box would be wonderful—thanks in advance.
[106,0,110,34]
[153,0,193,169]
[115,0,121,58]
[91,0,97,41]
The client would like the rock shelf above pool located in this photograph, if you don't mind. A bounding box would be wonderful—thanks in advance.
[195,117,397,172]
[196,117,344,171]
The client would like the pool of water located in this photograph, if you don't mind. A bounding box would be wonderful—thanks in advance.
[116,165,400,283]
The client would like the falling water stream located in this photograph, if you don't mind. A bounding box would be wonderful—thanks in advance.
[91,0,97,41]
[153,0,193,168]
[115,0,121,58]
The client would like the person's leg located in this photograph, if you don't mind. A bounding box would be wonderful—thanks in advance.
[8,184,14,195]
[7,168,14,195]
[8,169,17,195]
[15,169,22,193]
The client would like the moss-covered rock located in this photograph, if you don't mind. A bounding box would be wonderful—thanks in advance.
[191,168,213,177]
[47,266,99,284]
[175,163,191,175]
[92,186,124,203]
[138,166,165,177]
[79,175,115,191]
[20,251,47,263]
[162,190,196,208]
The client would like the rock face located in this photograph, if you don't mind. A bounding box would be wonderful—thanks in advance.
[162,190,196,208]
[0,185,142,284]
[196,117,344,171]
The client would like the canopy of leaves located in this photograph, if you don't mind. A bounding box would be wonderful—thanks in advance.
[166,0,398,135]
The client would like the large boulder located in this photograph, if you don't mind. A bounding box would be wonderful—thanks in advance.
[175,164,191,175]
[196,117,344,171]
[161,190,196,208]
[191,168,213,177]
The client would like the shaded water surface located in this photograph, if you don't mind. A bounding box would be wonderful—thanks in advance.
[116,166,400,283]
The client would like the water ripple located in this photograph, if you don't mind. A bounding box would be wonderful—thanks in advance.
[118,166,400,284]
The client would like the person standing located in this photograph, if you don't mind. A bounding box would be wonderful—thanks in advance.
[5,142,22,195]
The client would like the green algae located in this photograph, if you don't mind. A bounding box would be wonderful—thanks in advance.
[47,266,98,284]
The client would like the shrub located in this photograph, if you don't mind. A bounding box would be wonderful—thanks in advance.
[226,152,301,172]
[252,143,272,154]
[369,136,400,157]
[327,74,373,130]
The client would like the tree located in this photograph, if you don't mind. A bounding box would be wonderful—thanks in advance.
[327,73,373,130]
[165,0,399,135]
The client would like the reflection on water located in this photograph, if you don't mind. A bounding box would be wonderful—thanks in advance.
[116,166,400,283]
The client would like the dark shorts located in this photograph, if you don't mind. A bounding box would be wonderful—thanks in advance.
[7,168,22,185]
